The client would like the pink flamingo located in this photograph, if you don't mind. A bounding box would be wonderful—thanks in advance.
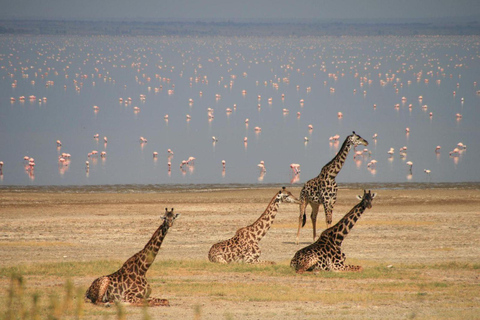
[290,163,300,175]
[367,159,377,168]
[435,146,441,153]
[222,160,226,169]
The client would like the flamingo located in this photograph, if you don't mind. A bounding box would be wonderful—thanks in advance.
[435,146,441,153]
[56,140,62,147]
[153,152,158,158]
[257,161,266,172]
[424,169,431,175]
[367,159,377,168]
[167,149,174,155]
[290,163,300,175]
[222,160,226,169]
[406,161,413,172]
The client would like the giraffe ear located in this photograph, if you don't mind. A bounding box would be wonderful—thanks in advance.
[371,193,377,199]
[174,213,180,219]
[356,195,363,200]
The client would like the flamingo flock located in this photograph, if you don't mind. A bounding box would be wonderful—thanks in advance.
[1,36,478,185]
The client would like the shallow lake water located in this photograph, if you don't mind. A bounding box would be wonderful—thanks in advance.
[0,35,479,186]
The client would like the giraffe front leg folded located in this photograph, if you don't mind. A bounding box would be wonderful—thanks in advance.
[124,293,170,307]
[85,276,112,304]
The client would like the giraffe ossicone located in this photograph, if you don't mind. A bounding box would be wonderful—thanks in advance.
[290,190,376,273]
[85,208,179,307]
[208,187,299,264]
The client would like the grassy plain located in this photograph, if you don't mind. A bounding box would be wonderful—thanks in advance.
[0,187,479,319]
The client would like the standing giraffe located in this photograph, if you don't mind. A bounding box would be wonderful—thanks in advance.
[208,187,299,264]
[85,208,180,306]
[296,131,368,244]
[290,190,376,273]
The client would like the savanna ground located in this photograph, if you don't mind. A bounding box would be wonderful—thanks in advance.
[0,186,479,319]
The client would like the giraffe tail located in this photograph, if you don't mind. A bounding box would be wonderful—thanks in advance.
[302,213,306,227]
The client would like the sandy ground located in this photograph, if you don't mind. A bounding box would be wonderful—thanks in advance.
[1,186,479,319]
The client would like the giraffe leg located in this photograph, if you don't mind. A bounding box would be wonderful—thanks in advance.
[85,276,111,304]
[310,202,320,242]
[296,199,308,244]
[292,254,318,274]
[323,202,334,228]
[332,264,363,272]
[124,294,170,307]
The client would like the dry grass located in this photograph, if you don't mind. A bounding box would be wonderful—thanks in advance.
[1,260,479,319]
[1,187,479,319]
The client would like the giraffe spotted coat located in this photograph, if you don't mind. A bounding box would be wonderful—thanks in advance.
[291,190,376,273]
[208,187,299,264]
[296,131,368,243]
[85,208,179,306]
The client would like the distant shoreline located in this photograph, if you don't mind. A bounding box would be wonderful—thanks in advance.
[1,19,480,36]
[0,182,479,193]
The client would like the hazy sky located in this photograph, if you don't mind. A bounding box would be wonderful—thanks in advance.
[1,0,479,21]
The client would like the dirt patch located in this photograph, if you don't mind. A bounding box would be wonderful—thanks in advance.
[1,187,479,319]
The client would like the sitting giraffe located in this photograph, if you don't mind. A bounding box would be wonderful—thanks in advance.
[85,208,180,306]
[208,187,299,264]
[296,131,368,244]
[290,190,376,273]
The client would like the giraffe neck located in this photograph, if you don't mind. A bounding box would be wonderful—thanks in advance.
[324,202,367,245]
[136,221,170,275]
[248,195,281,241]
[320,138,353,179]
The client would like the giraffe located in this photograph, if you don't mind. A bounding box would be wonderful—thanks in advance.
[85,208,180,306]
[290,190,376,273]
[208,187,299,264]
[296,131,368,244]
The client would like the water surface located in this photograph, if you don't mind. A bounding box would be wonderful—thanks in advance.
[1,35,479,186]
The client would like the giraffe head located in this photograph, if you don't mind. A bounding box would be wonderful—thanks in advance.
[349,131,369,147]
[356,190,376,209]
[162,208,180,228]
[276,187,300,204]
